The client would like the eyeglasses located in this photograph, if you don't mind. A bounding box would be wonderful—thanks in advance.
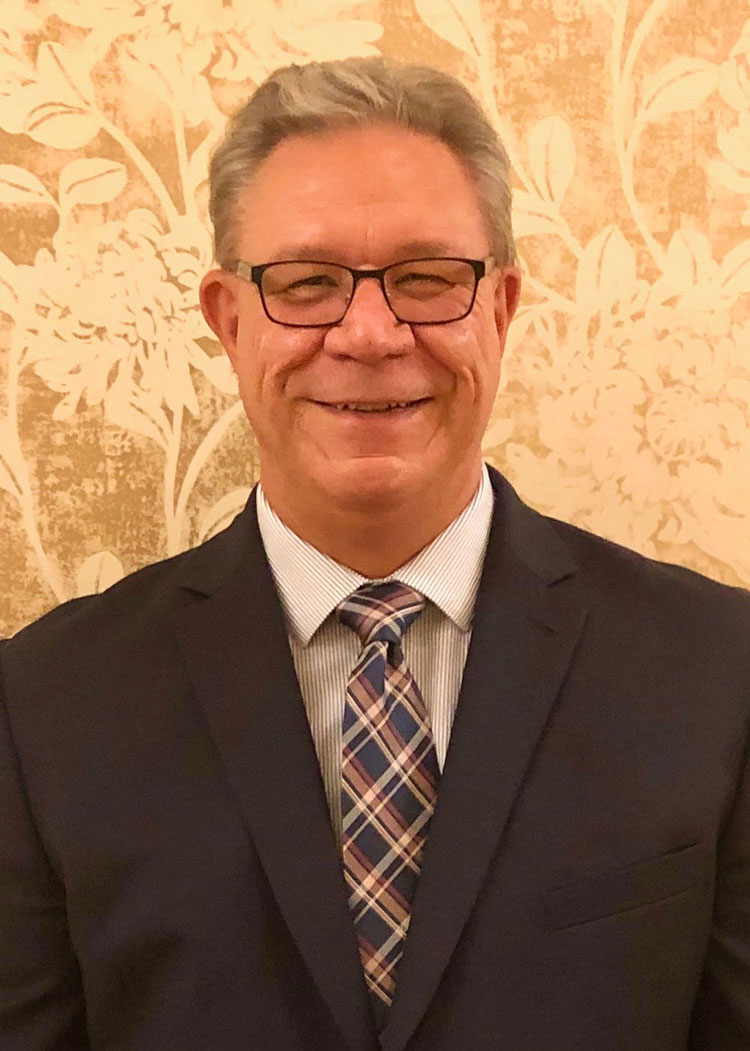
[224,256,495,327]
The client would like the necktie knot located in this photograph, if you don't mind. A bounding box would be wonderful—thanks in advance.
[336,580,425,647]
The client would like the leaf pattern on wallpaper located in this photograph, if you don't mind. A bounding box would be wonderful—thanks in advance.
[640,57,718,121]
[575,226,636,314]
[22,43,101,149]
[76,550,125,597]
[198,486,252,544]
[527,117,576,207]
[0,166,57,209]
[412,0,489,58]
[58,159,128,209]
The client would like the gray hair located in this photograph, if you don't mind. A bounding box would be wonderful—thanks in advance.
[209,57,516,268]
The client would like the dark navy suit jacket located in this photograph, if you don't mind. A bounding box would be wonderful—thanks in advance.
[2,467,750,1050]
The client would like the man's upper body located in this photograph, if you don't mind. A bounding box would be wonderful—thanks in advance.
[1,56,749,1050]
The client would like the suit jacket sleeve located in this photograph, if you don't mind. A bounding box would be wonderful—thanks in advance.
[690,712,750,1049]
[0,641,88,1050]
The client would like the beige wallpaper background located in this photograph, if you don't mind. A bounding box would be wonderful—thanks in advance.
[1,0,749,635]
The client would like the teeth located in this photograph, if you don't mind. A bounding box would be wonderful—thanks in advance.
[333,401,416,412]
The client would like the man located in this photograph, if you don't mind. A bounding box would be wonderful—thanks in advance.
[1,56,749,1051]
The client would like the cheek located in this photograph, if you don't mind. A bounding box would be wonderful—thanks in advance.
[436,320,501,398]
[233,326,313,402]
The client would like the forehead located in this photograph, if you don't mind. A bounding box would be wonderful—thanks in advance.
[235,123,489,264]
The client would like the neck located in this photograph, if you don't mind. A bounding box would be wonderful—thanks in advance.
[259,464,483,578]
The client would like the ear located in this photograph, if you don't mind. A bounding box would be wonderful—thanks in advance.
[494,265,522,344]
[200,268,242,369]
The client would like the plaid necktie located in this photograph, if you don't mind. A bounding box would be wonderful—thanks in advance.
[336,581,440,1029]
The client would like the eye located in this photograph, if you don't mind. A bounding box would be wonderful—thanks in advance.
[264,266,346,303]
[391,269,455,298]
[396,271,452,287]
[285,274,338,292]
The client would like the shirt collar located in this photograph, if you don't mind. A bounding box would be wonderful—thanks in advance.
[256,465,494,645]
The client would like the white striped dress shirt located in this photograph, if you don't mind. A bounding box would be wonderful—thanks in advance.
[256,465,494,841]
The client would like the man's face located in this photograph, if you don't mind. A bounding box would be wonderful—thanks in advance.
[201,123,521,518]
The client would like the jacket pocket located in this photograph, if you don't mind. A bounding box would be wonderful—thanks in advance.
[543,841,710,931]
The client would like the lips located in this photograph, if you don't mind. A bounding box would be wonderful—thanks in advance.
[312,397,431,413]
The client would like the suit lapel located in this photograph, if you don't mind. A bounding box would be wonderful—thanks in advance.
[381,469,588,1051]
[173,498,377,1051]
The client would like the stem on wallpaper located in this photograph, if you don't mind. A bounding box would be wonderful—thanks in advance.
[163,403,184,555]
[6,337,65,602]
[611,0,668,272]
[172,103,197,218]
[99,112,180,229]
[622,0,673,88]
[624,119,667,269]
[173,399,245,536]
[19,491,66,603]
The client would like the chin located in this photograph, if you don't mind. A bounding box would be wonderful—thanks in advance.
[319,455,427,511]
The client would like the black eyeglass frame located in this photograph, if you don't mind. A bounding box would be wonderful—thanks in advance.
[224,256,496,327]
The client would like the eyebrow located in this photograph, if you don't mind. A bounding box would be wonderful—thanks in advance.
[267,239,462,262]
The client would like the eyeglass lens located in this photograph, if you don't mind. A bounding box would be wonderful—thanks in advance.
[260,259,478,324]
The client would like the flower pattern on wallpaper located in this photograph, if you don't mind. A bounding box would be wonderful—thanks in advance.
[0,0,749,632]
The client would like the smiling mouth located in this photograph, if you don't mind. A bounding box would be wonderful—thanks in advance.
[313,398,431,414]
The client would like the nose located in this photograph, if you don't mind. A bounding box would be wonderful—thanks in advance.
[322,276,415,360]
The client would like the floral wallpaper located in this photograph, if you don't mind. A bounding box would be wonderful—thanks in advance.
[1,0,749,635]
